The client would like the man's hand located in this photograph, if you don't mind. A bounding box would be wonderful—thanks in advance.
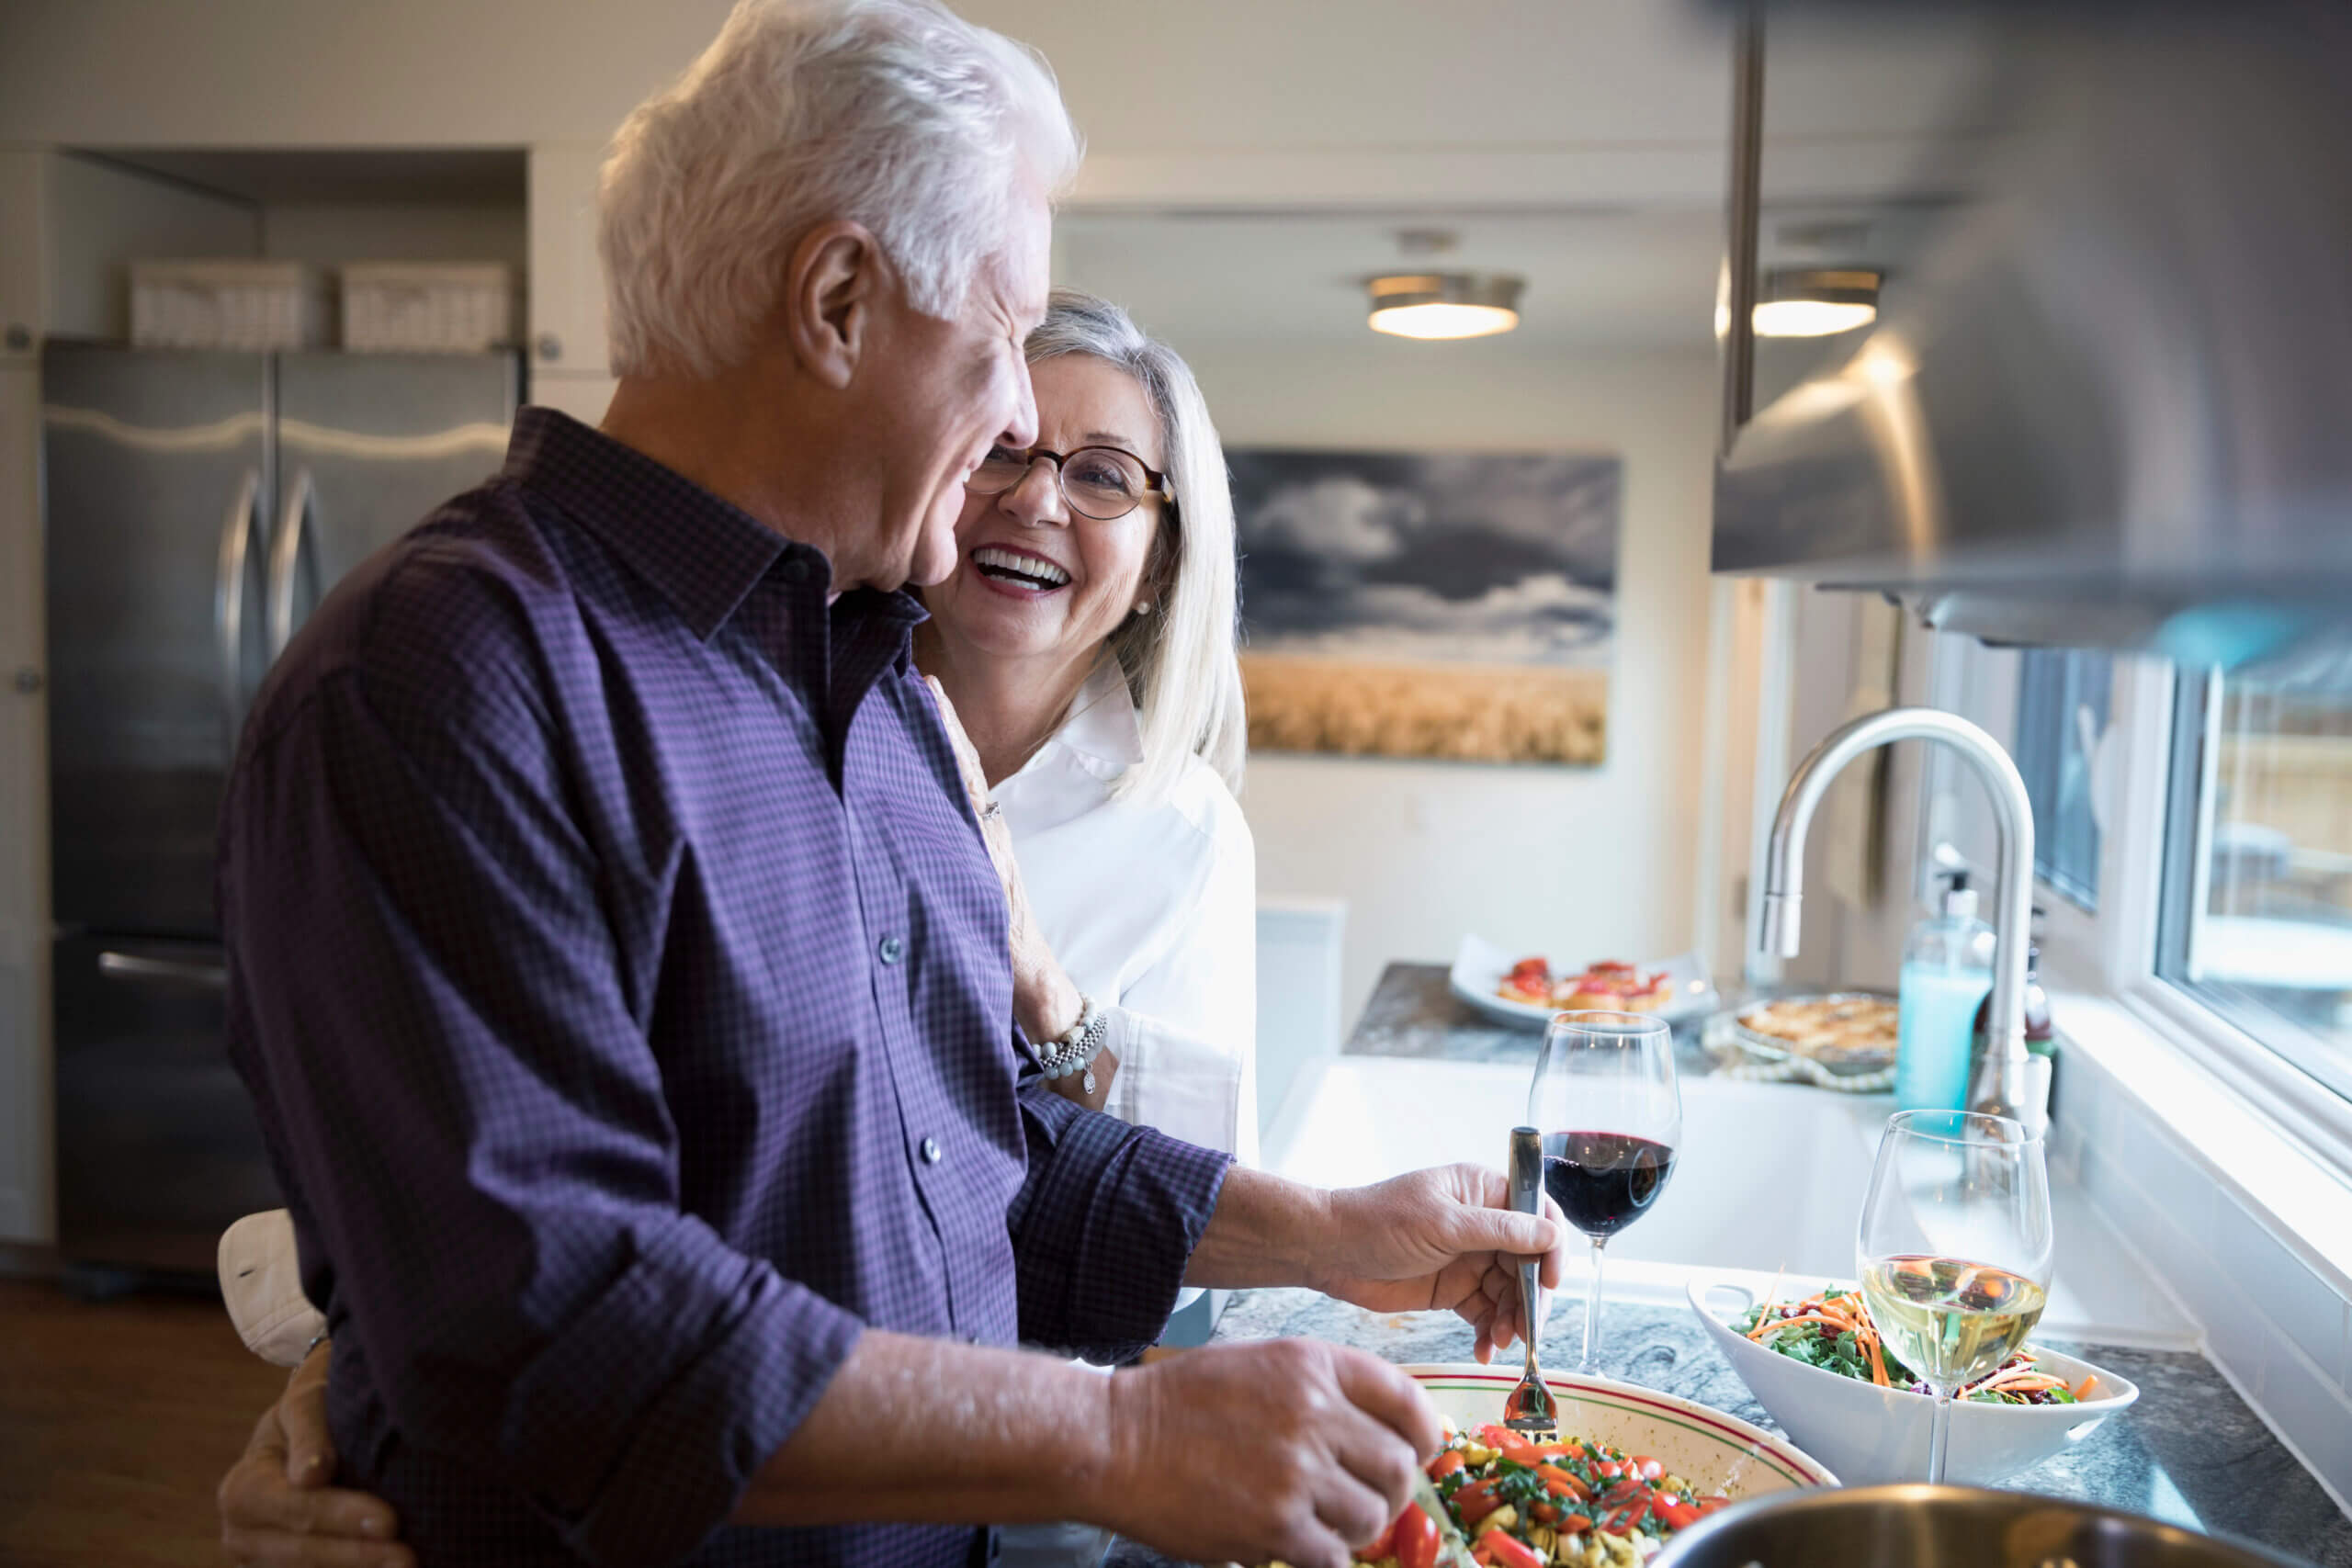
[1096,1339,1441,1568]
[1311,1164,1568,1363]
[217,1340,413,1567]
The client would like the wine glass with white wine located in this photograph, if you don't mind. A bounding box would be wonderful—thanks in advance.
[1856,1109,2055,1484]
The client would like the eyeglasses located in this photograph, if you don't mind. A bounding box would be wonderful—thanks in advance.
[965,444,1173,522]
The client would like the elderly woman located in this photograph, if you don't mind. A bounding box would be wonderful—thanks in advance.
[216,288,1258,1566]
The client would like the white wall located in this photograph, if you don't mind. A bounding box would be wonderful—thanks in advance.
[1180,338,1721,1028]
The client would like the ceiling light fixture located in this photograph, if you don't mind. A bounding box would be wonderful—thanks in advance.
[1366,272,1523,340]
[1751,267,1882,338]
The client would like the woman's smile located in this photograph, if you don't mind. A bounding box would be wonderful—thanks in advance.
[970,544,1074,593]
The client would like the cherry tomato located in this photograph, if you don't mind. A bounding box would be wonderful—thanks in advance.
[1596,1479,1653,1537]
[1428,1449,1467,1482]
[1535,1462,1590,1501]
[1632,1455,1667,1483]
[1476,1529,1545,1568]
[1393,1502,1440,1568]
[1477,1425,1544,1467]
[1361,1516,1397,1559]
[1592,1459,1622,1480]
[1650,1495,1701,1529]
[1696,1495,1732,1517]
[1530,1502,1558,1525]
[1453,1478,1503,1528]
[1558,1513,1594,1533]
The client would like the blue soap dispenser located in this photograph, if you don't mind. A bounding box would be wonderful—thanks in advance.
[1894,870,1997,1111]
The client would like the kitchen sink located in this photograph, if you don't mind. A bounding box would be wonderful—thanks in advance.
[1263,1055,2194,1347]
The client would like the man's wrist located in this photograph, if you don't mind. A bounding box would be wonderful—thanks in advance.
[1295,1181,1347,1295]
[1186,1167,1337,1292]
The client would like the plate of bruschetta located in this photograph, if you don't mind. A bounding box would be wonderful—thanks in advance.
[1449,934,1717,1031]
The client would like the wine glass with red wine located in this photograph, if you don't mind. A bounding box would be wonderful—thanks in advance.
[1529,1010,1681,1374]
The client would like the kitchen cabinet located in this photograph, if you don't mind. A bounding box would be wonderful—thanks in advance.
[527,144,608,378]
[530,369,616,428]
[0,363,51,1243]
[0,153,45,365]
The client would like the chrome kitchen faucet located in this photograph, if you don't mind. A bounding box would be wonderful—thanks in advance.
[1756,707,2050,1132]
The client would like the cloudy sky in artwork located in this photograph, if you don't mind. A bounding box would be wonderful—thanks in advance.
[1228,449,1623,667]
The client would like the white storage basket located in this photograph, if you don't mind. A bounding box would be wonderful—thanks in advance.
[130,260,331,351]
[339,263,514,354]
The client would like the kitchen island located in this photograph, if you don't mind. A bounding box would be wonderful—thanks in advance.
[1107,964,2352,1566]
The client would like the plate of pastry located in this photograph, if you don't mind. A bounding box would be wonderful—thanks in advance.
[1449,934,1717,1031]
[1732,992,1901,1072]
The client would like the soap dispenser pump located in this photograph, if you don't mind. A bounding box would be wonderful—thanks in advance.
[1895,870,1997,1111]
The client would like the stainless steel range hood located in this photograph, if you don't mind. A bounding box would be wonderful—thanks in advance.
[1713,9,2352,657]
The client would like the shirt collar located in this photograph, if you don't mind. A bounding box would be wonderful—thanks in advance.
[503,408,810,642]
[1034,658,1146,779]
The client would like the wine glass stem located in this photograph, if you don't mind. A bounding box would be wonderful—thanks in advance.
[1580,1238,1608,1373]
[1926,1387,1954,1483]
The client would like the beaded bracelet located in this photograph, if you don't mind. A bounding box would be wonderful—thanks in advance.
[1035,995,1109,1095]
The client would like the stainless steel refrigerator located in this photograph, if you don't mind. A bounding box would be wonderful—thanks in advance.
[41,343,518,1287]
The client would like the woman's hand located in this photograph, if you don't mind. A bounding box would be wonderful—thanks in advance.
[217,1339,413,1567]
[923,677,1117,1108]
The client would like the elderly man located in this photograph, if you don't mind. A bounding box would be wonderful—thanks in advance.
[219,4,1561,1567]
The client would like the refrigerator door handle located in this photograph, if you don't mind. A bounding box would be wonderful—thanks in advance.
[97,950,230,991]
[266,466,315,661]
[215,468,263,747]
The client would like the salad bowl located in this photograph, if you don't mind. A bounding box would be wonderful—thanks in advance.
[1688,1275,2140,1487]
[1402,1363,1837,1502]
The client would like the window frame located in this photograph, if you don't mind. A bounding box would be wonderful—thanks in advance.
[2136,666,2352,1161]
[1928,635,2352,1179]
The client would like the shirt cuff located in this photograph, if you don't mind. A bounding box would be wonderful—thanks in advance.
[1012,1084,1231,1363]
[516,1242,864,1568]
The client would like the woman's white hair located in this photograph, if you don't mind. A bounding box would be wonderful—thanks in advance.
[599,0,1080,378]
[1028,290,1248,804]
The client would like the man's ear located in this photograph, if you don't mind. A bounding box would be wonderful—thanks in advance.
[780,220,882,391]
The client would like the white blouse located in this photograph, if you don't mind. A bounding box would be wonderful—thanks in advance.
[998,661,1258,1165]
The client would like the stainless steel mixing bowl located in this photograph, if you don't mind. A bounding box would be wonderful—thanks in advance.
[1653,1485,2311,1568]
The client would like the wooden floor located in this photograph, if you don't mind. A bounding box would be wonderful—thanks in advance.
[0,1277,285,1566]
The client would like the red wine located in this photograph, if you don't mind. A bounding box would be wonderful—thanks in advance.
[1543,1131,1676,1238]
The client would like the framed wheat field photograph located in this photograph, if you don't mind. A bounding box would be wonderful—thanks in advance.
[1230,448,1622,764]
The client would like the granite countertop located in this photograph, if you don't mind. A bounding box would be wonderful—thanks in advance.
[1345,961,1733,1071]
[1106,963,2352,1566]
[1108,1290,2352,1567]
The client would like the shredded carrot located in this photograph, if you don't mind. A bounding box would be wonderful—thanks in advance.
[1751,1314,1850,1340]
[2075,1374,2100,1401]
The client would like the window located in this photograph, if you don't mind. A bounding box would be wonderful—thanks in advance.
[2158,649,2352,1104]
[2012,648,2114,911]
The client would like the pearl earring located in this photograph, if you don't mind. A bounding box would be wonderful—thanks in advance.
[1134,601,1154,615]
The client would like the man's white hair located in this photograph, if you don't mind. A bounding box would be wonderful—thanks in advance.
[599,0,1081,378]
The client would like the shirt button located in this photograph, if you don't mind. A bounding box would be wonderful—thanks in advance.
[920,1136,943,1165]
[878,935,905,965]
[781,558,809,584]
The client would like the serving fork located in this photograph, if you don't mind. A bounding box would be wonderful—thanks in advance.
[1500,1124,1556,1433]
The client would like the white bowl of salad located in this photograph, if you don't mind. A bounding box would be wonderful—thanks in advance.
[1340,1363,1835,1567]
[1688,1273,2140,1488]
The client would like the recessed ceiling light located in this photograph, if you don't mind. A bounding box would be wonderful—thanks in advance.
[1367,272,1524,340]
[1751,267,1882,337]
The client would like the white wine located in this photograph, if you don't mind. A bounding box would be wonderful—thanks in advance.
[1860,1254,2047,1390]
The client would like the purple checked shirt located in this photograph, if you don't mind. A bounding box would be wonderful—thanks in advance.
[221,410,1231,1568]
